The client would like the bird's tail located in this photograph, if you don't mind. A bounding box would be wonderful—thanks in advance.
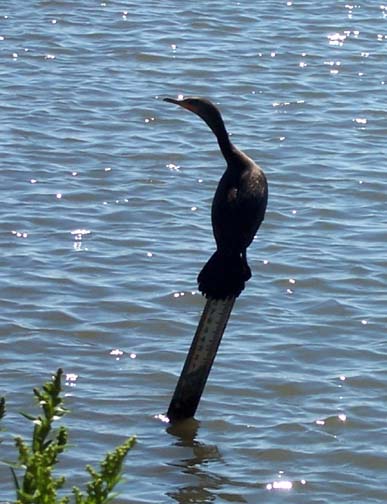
[197,250,251,299]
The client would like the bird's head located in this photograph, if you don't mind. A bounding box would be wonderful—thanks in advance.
[163,96,224,135]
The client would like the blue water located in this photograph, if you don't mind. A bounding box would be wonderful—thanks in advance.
[1,1,386,502]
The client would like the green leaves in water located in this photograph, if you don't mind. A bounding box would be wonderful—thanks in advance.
[1,369,135,504]
[73,437,136,504]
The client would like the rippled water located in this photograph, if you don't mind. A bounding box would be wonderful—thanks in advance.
[1,1,387,502]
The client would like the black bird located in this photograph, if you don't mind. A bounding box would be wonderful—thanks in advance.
[164,96,268,299]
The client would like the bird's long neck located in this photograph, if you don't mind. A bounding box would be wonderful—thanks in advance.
[202,110,235,163]
[215,124,235,163]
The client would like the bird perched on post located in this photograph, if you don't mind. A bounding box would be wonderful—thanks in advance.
[164,96,268,299]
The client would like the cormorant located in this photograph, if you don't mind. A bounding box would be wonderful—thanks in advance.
[164,96,268,299]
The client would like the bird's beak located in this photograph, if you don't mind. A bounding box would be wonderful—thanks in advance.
[163,97,182,105]
[164,96,195,112]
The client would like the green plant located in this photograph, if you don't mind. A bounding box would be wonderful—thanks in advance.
[4,369,135,504]
[13,368,69,503]
[72,437,135,504]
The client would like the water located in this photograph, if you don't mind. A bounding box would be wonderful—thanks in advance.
[1,1,386,502]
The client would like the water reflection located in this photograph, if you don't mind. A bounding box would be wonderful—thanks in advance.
[166,417,201,443]
[166,419,247,503]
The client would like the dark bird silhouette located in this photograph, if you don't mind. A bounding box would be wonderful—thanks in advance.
[164,96,268,299]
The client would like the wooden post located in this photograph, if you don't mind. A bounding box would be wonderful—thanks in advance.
[167,296,236,422]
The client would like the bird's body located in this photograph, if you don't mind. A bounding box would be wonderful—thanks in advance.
[164,96,268,299]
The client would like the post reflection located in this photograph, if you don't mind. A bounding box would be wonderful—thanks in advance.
[166,419,247,504]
